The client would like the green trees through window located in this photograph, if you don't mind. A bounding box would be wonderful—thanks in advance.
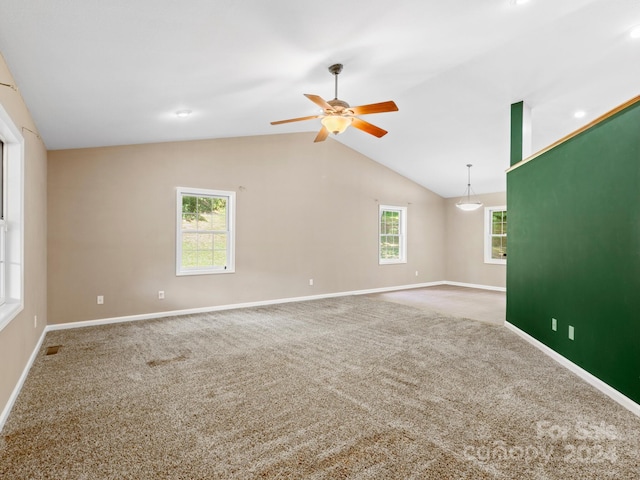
[177,188,235,275]
[491,209,507,260]
[379,205,407,264]
[485,206,507,264]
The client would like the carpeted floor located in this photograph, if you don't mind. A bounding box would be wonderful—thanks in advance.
[1,296,638,479]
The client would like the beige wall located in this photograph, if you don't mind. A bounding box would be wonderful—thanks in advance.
[444,192,507,289]
[0,55,48,416]
[48,134,446,324]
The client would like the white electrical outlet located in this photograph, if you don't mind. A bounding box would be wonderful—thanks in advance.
[552,318,557,331]
[97,295,104,305]
[158,290,165,300]
[568,325,575,340]
[415,271,419,277]
[309,279,314,286]
[34,315,37,328]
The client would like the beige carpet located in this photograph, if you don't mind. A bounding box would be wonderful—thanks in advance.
[1,296,638,479]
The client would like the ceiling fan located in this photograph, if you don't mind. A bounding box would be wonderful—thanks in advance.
[271,63,399,143]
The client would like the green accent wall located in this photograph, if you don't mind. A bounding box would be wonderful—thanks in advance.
[510,102,524,166]
[507,100,640,405]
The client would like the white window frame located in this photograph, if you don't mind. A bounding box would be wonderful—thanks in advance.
[379,205,407,265]
[484,205,507,265]
[176,187,236,276]
[0,139,5,306]
[0,103,25,332]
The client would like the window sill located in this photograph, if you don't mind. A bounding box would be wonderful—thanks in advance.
[176,268,236,276]
[0,301,24,333]
[484,259,507,266]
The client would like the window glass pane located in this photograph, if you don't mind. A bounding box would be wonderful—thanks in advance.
[197,196,213,215]
[182,249,197,268]
[381,234,400,260]
[197,233,213,250]
[212,201,227,230]
[380,236,390,258]
[182,196,199,229]
[182,232,197,251]
[213,233,227,250]
[197,250,214,267]
[213,249,227,267]
[182,214,196,230]
[182,195,197,214]
[492,236,506,259]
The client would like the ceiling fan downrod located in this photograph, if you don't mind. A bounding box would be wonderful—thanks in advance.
[328,63,343,100]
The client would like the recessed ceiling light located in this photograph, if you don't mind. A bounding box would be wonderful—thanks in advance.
[176,110,192,118]
[573,110,586,119]
[630,25,640,39]
[510,0,530,5]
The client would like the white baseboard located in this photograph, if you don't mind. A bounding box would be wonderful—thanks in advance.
[0,327,47,432]
[46,281,446,332]
[443,281,506,292]
[505,322,640,418]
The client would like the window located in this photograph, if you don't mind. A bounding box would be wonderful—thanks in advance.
[379,205,407,264]
[176,188,235,275]
[0,103,24,331]
[0,139,5,306]
[485,206,507,264]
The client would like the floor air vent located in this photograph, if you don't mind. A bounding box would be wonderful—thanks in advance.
[45,346,61,355]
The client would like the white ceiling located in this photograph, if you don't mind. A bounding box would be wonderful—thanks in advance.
[0,0,638,197]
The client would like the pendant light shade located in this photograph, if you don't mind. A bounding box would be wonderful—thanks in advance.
[456,164,483,211]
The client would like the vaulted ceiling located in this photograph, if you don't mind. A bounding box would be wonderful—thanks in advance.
[0,0,638,197]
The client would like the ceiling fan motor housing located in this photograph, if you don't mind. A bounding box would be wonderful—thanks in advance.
[327,98,351,112]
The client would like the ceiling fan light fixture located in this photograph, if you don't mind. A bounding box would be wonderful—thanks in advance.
[456,164,483,212]
[321,115,353,135]
[270,63,397,142]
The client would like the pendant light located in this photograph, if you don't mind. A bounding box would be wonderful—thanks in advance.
[456,164,483,211]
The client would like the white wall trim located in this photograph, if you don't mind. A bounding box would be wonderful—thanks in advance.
[505,322,640,418]
[46,281,446,331]
[0,327,47,431]
[443,281,506,292]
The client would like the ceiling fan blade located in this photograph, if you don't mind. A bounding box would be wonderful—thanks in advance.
[351,117,388,138]
[314,125,329,143]
[304,94,334,111]
[270,114,321,125]
[350,101,398,116]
